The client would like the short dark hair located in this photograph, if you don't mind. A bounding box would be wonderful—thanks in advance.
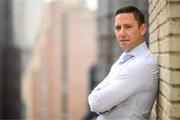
[115,6,145,26]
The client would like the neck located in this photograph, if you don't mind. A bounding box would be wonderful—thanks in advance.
[124,40,144,53]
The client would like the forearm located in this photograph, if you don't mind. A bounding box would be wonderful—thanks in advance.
[88,81,120,113]
[88,88,112,113]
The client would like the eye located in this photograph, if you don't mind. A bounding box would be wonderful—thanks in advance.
[115,26,121,31]
[124,25,132,29]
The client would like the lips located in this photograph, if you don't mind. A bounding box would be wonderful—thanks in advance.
[120,40,129,42]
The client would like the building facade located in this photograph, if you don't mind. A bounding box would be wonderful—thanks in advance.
[21,0,97,119]
[59,1,97,119]
[0,0,95,119]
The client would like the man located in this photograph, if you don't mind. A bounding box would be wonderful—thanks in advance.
[88,6,158,120]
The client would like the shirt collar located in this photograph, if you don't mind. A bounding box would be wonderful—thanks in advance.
[124,41,148,57]
[119,42,148,62]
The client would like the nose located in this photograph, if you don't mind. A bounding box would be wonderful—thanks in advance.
[118,28,126,37]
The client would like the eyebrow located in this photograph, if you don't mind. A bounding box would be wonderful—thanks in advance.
[115,23,133,27]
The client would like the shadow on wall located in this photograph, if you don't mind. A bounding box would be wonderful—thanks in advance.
[84,65,98,120]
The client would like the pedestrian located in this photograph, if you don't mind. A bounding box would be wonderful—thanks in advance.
[88,6,159,120]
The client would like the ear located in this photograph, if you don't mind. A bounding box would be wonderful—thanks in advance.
[140,23,147,35]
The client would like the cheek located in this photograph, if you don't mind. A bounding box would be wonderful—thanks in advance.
[128,32,140,45]
[115,31,118,37]
[115,32,122,41]
[130,30,140,39]
[115,31,118,36]
[127,31,136,40]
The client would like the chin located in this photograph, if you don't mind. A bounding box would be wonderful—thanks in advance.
[120,45,128,50]
[121,47,131,52]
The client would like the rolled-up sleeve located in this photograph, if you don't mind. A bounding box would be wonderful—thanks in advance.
[88,62,153,113]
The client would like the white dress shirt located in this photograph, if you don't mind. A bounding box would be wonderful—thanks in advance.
[88,42,159,120]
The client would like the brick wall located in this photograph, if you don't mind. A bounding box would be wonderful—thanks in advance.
[149,0,180,119]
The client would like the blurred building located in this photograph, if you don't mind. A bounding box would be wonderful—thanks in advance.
[11,0,52,119]
[18,0,97,119]
[0,0,21,119]
[57,0,97,119]
[1,0,96,119]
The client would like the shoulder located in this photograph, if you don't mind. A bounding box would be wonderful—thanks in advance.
[127,51,158,74]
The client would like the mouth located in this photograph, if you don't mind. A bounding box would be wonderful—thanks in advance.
[120,40,129,42]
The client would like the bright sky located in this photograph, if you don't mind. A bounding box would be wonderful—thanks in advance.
[44,0,52,4]
[44,0,98,11]
[85,0,98,11]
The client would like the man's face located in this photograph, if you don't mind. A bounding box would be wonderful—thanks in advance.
[114,13,146,52]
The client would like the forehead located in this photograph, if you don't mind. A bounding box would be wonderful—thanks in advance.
[115,13,137,24]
